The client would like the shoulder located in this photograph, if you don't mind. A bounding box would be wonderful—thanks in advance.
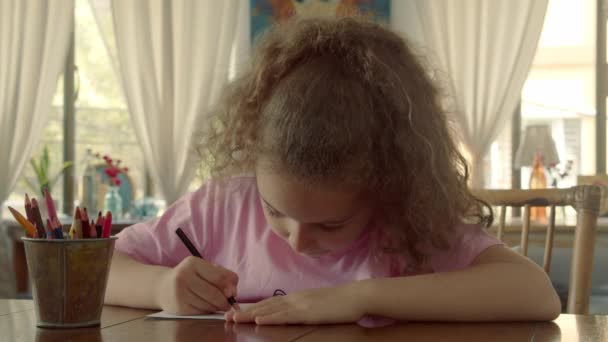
[189,174,263,229]
[190,174,259,206]
[426,223,502,272]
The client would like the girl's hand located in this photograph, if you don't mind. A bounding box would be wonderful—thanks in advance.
[155,256,238,315]
[226,284,365,325]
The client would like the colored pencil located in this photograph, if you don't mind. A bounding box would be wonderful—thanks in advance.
[8,207,37,237]
[73,207,83,239]
[24,194,34,223]
[89,220,97,238]
[30,198,47,238]
[44,187,58,221]
[102,211,112,238]
[45,219,54,239]
[51,216,64,239]
[95,212,103,238]
[69,206,79,239]
[81,209,91,239]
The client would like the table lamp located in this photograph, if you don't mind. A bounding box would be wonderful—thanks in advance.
[514,125,560,223]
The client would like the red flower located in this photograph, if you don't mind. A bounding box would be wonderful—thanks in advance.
[95,152,129,187]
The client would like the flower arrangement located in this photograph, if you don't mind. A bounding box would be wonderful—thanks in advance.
[547,160,573,188]
[94,153,129,187]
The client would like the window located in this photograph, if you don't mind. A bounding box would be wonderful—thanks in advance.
[4,0,145,218]
[486,0,596,191]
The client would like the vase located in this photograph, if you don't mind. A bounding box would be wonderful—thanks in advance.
[104,186,122,218]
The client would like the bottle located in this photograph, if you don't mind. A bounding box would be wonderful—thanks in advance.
[529,153,548,223]
[80,148,98,213]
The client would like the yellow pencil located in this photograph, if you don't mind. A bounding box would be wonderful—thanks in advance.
[69,206,79,239]
[8,206,37,237]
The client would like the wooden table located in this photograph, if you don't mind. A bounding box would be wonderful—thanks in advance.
[1,300,607,341]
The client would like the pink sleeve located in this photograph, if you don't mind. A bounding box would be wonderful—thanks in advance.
[114,180,224,267]
[428,223,503,272]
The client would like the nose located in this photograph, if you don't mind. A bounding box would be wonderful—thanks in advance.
[287,223,315,253]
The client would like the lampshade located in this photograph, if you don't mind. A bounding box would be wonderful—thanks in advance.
[514,125,560,168]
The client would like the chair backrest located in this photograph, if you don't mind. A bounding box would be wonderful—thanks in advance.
[472,185,601,314]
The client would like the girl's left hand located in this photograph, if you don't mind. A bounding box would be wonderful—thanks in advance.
[225,285,365,325]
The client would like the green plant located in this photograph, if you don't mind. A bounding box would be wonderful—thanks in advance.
[24,145,73,195]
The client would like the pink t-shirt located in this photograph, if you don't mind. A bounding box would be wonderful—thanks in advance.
[116,176,501,304]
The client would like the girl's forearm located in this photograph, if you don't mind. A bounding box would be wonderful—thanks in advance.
[355,263,561,321]
[104,251,170,309]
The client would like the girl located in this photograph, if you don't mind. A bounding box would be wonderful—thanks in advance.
[105,17,560,325]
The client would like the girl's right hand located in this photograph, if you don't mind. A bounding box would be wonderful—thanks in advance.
[155,256,239,315]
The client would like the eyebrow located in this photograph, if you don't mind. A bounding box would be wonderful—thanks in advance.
[260,197,358,225]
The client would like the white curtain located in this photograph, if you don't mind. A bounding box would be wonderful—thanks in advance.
[414,0,548,188]
[0,0,74,297]
[108,0,239,204]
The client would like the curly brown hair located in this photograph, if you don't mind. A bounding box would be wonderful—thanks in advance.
[196,17,492,269]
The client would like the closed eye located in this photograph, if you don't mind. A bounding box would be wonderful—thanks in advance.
[319,224,344,232]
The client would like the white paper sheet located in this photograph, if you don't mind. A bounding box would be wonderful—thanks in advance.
[147,303,253,320]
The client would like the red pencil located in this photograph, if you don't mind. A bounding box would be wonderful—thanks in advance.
[96,212,104,238]
[44,188,58,221]
[81,210,91,239]
[82,207,90,223]
[102,211,112,238]
[30,198,46,238]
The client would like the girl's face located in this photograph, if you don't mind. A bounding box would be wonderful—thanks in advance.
[256,160,374,257]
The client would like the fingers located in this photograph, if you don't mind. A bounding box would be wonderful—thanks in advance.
[186,273,230,311]
[168,287,215,315]
[171,256,239,313]
[255,311,292,325]
[184,256,239,297]
[231,297,285,323]
[183,297,214,315]
[231,307,293,325]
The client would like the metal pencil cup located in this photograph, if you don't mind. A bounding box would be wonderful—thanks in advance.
[22,237,118,328]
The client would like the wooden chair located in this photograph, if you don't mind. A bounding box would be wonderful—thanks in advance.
[472,185,601,314]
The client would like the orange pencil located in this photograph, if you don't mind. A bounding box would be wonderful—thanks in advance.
[8,206,37,237]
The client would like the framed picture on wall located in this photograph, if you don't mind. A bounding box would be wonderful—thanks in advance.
[251,0,391,42]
